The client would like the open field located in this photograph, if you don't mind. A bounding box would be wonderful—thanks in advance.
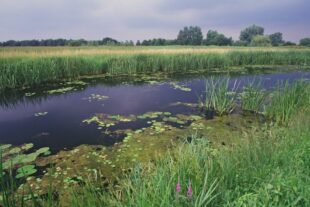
[1,46,310,90]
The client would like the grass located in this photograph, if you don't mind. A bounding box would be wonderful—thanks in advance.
[1,46,310,90]
[265,80,310,124]
[240,81,266,113]
[203,77,239,115]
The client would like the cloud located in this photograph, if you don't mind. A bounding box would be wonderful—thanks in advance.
[0,0,309,42]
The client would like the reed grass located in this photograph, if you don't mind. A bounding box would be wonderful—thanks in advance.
[204,77,239,115]
[266,80,310,124]
[241,81,266,113]
[1,47,310,90]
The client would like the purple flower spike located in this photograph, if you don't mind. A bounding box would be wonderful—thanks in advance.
[176,176,181,193]
[187,180,193,199]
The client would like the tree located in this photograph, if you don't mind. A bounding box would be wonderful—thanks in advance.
[136,40,141,46]
[283,41,296,46]
[269,32,284,46]
[205,30,233,46]
[250,35,271,46]
[240,25,264,44]
[300,38,310,47]
[101,37,119,45]
[177,26,203,45]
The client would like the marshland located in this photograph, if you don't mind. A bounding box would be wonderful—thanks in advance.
[1,2,310,206]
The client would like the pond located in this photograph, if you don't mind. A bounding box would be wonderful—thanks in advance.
[0,69,309,154]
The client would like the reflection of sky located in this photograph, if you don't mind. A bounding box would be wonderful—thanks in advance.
[0,70,309,151]
[0,0,309,42]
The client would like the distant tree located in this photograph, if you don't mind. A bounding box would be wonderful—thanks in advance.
[283,41,296,46]
[177,26,203,45]
[250,35,271,46]
[269,32,284,46]
[68,40,83,46]
[300,38,310,47]
[136,40,141,46]
[101,37,119,45]
[233,40,247,46]
[205,30,233,46]
[240,25,264,45]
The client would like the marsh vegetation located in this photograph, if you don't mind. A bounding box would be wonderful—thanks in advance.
[0,46,310,207]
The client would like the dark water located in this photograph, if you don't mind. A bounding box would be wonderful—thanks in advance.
[0,70,309,152]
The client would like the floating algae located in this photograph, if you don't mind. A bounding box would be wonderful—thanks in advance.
[83,94,109,102]
[46,87,75,95]
[169,82,192,92]
[34,112,48,117]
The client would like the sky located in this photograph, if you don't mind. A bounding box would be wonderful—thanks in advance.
[0,0,309,42]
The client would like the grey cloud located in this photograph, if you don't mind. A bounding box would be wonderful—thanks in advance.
[0,0,309,42]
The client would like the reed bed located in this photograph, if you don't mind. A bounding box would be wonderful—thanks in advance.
[1,47,310,90]
[241,81,266,113]
[204,77,239,115]
[265,80,310,124]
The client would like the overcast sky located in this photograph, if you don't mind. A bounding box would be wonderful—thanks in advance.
[0,0,309,42]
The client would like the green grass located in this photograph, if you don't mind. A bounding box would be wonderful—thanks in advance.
[203,77,239,115]
[241,81,266,113]
[266,80,310,124]
[1,48,310,90]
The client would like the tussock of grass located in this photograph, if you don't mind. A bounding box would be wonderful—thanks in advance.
[203,77,239,115]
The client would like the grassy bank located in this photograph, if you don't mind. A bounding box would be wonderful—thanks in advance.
[1,81,310,207]
[1,46,310,90]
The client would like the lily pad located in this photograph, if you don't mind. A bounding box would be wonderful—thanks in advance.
[16,165,37,179]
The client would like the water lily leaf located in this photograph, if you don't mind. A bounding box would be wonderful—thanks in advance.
[0,144,12,151]
[16,165,37,179]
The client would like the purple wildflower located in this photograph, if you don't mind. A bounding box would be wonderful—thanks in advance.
[187,180,193,199]
[176,176,181,193]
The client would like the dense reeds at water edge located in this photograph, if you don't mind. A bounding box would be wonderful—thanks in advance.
[1,47,310,90]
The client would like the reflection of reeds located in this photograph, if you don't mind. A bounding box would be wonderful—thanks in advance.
[1,47,310,90]
[204,77,239,116]
[241,81,265,113]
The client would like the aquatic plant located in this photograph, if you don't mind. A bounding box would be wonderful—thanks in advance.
[203,77,239,116]
[1,47,310,90]
[266,80,310,124]
[240,81,266,113]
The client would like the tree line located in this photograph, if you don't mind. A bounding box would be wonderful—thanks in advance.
[1,25,310,47]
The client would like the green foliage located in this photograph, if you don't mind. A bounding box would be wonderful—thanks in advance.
[1,49,310,90]
[240,25,265,44]
[177,26,203,45]
[300,38,310,47]
[241,81,266,112]
[204,77,239,116]
[16,165,37,179]
[266,80,310,124]
[269,32,284,46]
[250,35,272,46]
[205,30,233,46]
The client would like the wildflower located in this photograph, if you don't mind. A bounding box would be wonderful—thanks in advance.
[187,180,193,199]
[176,176,181,193]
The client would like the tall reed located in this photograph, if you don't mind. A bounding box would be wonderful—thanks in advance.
[266,80,310,124]
[1,49,310,90]
[241,81,266,113]
[204,77,239,116]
